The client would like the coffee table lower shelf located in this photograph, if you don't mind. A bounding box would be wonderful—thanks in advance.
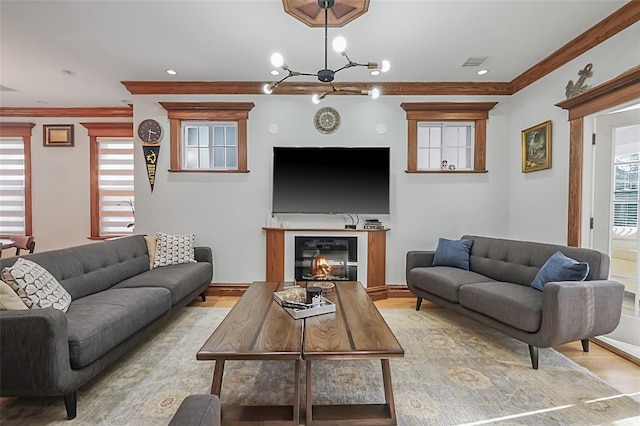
[221,405,298,426]
[308,404,393,426]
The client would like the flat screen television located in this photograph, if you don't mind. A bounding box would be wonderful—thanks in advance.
[272,146,390,214]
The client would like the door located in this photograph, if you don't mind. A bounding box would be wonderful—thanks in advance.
[592,105,640,356]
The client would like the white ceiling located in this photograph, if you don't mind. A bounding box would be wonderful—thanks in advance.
[0,0,629,108]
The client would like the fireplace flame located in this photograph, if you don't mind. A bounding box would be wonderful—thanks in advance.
[312,256,332,277]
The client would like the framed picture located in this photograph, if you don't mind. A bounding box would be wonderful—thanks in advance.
[43,124,74,147]
[522,120,551,173]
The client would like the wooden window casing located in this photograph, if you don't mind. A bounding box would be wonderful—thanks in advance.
[81,122,134,239]
[401,102,498,173]
[0,122,34,236]
[159,102,255,173]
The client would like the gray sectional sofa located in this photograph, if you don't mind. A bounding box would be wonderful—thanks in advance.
[406,235,625,369]
[0,235,213,419]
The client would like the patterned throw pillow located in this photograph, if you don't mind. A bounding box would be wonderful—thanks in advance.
[153,232,196,268]
[1,258,72,312]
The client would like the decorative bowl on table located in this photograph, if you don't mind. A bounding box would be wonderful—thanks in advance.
[315,282,335,296]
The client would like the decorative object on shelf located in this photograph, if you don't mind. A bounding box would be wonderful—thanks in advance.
[137,119,163,192]
[565,63,593,98]
[314,106,341,134]
[263,0,389,103]
[448,164,456,170]
[363,219,384,229]
[441,160,448,170]
[43,124,74,147]
[522,120,552,173]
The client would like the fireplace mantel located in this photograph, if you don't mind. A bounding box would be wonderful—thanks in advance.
[262,227,389,299]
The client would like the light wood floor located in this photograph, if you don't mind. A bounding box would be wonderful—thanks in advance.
[190,296,640,397]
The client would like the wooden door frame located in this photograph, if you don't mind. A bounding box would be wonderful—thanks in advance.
[556,66,640,247]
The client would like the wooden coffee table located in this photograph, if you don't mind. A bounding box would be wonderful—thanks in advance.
[197,281,404,425]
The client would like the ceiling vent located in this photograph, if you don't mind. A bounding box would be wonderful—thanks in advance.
[0,85,17,92]
[461,57,489,67]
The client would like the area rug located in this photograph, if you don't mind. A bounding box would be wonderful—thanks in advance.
[1,306,639,425]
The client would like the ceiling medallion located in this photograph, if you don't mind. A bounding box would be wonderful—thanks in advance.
[283,0,369,27]
[314,107,341,134]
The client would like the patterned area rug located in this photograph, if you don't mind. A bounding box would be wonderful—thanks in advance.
[2,306,639,425]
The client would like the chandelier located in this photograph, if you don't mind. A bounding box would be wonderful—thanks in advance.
[263,0,390,103]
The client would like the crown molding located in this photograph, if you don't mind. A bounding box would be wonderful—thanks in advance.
[0,107,132,118]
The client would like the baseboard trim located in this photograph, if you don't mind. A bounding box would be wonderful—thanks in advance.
[207,282,413,300]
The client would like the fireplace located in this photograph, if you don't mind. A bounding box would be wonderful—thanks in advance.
[294,236,357,281]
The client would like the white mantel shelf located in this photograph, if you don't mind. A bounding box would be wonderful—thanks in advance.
[262,227,390,299]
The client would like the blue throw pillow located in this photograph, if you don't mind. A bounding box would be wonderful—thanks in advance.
[432,238,473,270]
[531,251,590,291]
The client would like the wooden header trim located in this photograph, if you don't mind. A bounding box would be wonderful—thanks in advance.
[80,122,133,137]
[159,102,255,112]
[0,107,133,118]
[400,102,498,120]
[510,1,640,94]
[555,65,640,120]
[0,122,36,137]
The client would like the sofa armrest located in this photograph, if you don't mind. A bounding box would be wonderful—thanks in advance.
[538,279,624,347]
[0,308,73,395]
[406,251,435,283]
[195,246,213,264]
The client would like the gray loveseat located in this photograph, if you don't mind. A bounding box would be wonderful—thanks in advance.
[0,235,213,419]
[406,235,624,369]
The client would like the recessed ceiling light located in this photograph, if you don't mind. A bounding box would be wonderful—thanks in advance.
[270,69,280,76]
[61,69,76,76]
[477,69,488,75]
[166,69,177,75]
[36,100,49,104]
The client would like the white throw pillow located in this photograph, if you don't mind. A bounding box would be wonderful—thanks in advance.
[1,258,72,312]
[153,232,196,268]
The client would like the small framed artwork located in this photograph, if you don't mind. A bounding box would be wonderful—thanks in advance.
[43,124,74,147]
[522,120,552,173]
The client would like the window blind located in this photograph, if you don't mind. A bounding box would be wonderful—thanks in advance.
[97,137,134,235]
[0,137,26,234]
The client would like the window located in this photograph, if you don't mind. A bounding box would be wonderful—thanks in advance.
[417,122,474,170]
[159,102,255,173]
[0,123,34,235]
[81,122,134,239]
[401,102,497,173]
[613,152,639,228]
[183,122,238,170]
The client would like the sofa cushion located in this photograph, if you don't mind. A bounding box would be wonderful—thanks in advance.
[1,258,72,312]
[145,236,158,269]
[459,282,543,332]
[113,262,212,305]
[409,266,495,303]
[432,238,473,270]
[531,250,590,291]
[154,233,196,268]
[66,287,171,369]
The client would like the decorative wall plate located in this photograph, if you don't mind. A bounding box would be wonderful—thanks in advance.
[314,107,341,134]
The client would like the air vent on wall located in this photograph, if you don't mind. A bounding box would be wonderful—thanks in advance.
[0,85,17,92]
[461,57,489,67]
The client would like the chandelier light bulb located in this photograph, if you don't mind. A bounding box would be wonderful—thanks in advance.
[381,60,391,73]
[263,84,273,94]
[270,53,284,68]
[312,94,321,104]
[332,36,347,54]
[370,88,380,99]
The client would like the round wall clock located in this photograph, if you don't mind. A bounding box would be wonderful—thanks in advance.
[314,107,341,134]
[137,119,163,144]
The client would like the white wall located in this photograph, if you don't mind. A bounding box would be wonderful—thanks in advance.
[0,117,132,255]
[133,94,510,284]
[507,22,640,245]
